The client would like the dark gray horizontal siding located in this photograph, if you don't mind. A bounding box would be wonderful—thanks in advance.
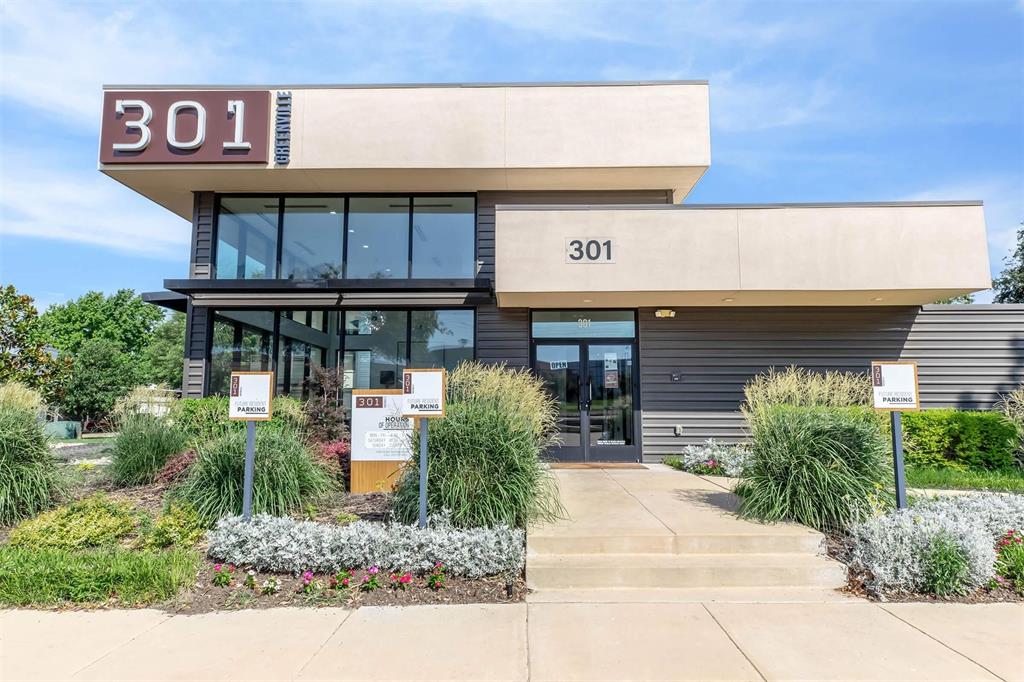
[476,305,530,369]
[639,304,1024,461]
[183,305,209,397]
[476,190,669,279]
[639,306,917,458]
[190,192,215,278]
[900,305,1024,410]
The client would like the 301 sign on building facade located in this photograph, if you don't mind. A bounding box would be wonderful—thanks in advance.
[100,91,270,164]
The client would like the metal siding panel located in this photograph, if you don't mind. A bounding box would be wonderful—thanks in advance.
[190,191,215,279]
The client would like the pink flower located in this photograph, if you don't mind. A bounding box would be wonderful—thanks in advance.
[342,578,349,586]
[400,573,412,584]
[368,566,380,575]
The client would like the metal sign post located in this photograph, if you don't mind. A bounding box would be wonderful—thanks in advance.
[401,368,447,529]
[228,371,275,522]
[871,361,920,510]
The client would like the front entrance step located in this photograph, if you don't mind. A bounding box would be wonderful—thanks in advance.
[528,532,823,556]
[525,587,858,604]
[526,553,848,590]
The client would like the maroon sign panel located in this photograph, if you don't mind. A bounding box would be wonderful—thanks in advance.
[100,91,270,164]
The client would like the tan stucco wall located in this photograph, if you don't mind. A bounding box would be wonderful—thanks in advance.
[494,204,991,306]
[100,83,711,218]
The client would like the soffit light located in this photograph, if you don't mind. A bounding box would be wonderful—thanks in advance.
[721,297,735,302]
[654,309,676,318]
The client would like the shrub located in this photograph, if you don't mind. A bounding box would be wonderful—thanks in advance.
[849,493,1024,594]
[902,409,1017,471]
[392,363,562,528]
[172,427,335,523]
[9,494,138,549]
[663,439,751,477]
[995,530,1024,593]
[317,440,350,484]
[110,414,188,486]
[0,383,44,414]
[996,385,1024,461]
[207,511,525,578]
[736,405,892,532]
[922,532,971,596]
[0,546,199,606]
[143,502,205,549]
[154,450,197,485]
[168,395,307,446]
[741,366,871,418]
[0,404,65,526]
[304,366,349,443]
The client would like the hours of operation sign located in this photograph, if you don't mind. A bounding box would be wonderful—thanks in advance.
[351,390,413,461]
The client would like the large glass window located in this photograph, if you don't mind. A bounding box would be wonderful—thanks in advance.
[280,198,345,280]
[213,194,475,281]
[531,310,636,339]
[411,310,474,369]
[411,197,475,278]
[208,310,276,394]
[277,310,330,398]
[215,198,279,279]
[346,198,409,279]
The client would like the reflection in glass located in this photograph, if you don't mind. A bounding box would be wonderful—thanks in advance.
[281,198,344,279]
[342,310,408,407]
[410,310,474,371]
[208,310,275,394]
[531,310,635,339]
[587,344,633,446]
[534,345,582,448]
[215,198,279,279]
[347,198,409,279]
[411,197,475,278]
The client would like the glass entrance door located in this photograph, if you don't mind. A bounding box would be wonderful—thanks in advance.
[533,342,637,461]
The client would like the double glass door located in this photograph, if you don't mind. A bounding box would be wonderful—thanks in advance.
[533,342,637,461]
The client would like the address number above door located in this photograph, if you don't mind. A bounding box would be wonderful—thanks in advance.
[100,91,270,164]
[565,238,615,264]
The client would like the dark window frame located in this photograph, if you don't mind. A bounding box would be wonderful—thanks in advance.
[212,193,478,281]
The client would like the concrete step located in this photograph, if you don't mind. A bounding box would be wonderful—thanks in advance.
[525,586,859,604]
[526,553,848,590]
[528,532,824,556]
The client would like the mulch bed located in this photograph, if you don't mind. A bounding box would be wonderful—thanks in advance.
[167,561,526,613]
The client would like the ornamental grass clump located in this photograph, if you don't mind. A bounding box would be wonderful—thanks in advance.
[736,405,892,532]
[741,365,871,418]
[110,414,188,486]
[392,362,562,529]
[0,404,65,526]
[849,493,1024,595]
[172,427,335,523]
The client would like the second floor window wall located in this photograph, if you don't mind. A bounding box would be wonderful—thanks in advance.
[213,195,476,281]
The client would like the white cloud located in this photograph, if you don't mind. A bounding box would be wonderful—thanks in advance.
[0,163,189,258]
[0,1,221,127]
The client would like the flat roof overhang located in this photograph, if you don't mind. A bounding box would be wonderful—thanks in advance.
[494,201,992,307]
[98,81,711,217]
[157,278,493,309]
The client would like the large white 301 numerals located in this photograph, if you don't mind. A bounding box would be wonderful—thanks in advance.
[112,99,153,151]
[224,100,252,150]
[167,101,207,150]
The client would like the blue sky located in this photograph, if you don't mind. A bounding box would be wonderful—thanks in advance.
[1,0,1022,310]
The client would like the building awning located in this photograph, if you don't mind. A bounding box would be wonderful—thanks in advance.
[141,291,189,312]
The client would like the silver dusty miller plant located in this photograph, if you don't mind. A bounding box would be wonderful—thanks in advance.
[207,510,525,578]
[676,439,752,477]
[848,493,1024,594]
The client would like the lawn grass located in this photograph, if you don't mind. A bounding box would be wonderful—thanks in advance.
[906,466,1024,493]
[0,546,200,606]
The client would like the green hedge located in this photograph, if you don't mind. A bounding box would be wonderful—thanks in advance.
[902,409,1017,471]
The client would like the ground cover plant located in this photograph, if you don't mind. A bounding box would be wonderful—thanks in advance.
[8,494,137,549]
[848,493,1024,596]
[110,414,188,486]
[737,405,891,532]
[0,546,199,606]
[207,511,525,578]
[172,427,335,523]
[662,439,751,477]
[994,530,1024,592]
[0,402,66,525]
[902,409,1017,471]
[392,362,562,528]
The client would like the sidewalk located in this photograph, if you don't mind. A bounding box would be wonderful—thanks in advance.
[3,600,1021,681]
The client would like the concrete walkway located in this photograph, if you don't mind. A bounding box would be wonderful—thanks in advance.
[3,601,1022,681]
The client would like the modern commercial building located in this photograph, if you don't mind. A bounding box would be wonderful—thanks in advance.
[99,81,1022,462]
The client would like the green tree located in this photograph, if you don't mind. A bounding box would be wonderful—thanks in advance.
[35,289,163,357]
[993,223,1024,304]
[0,285,71,402]
[932,293,975,304]
[61,338,138,424]
[141,312,186,388]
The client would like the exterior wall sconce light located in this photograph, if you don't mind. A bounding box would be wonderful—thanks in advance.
[655,309,676,318]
